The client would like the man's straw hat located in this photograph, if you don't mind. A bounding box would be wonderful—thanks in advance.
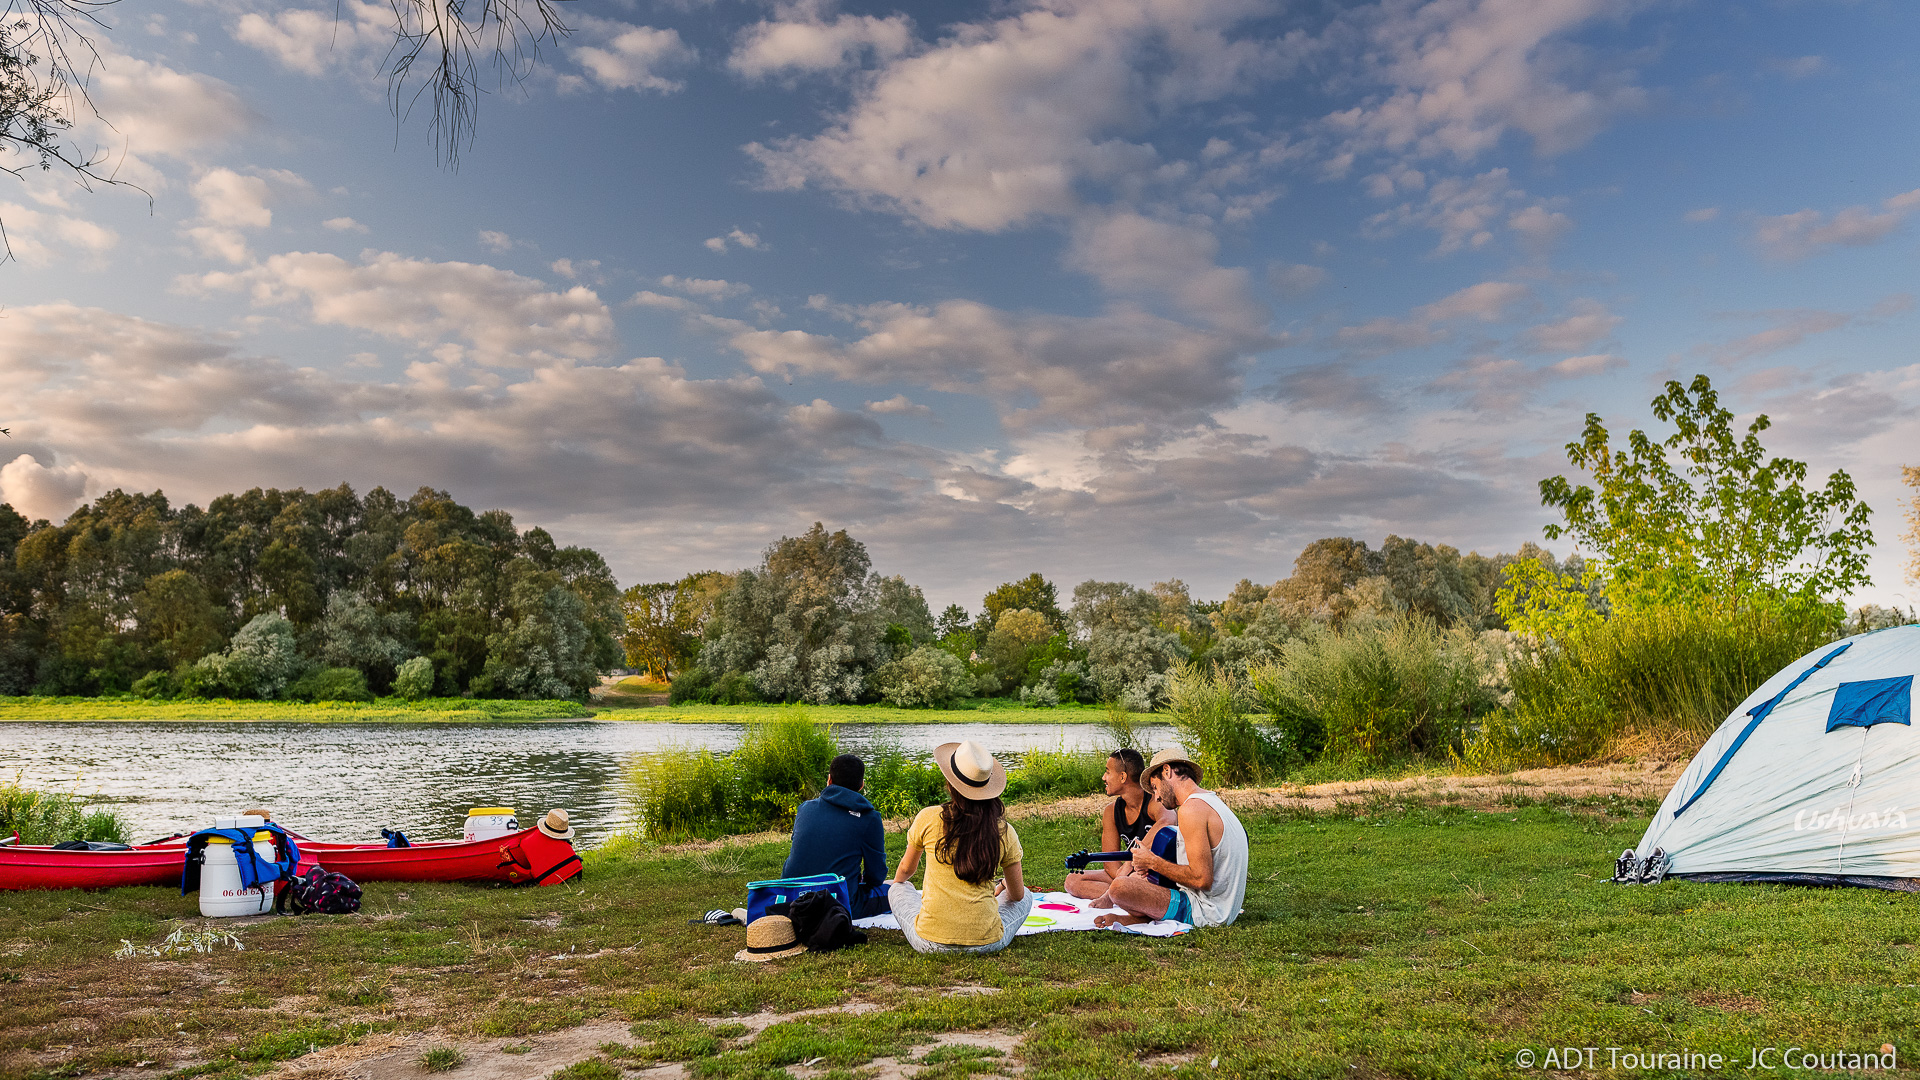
[735,915,807,962]
[934,740,1007,801]
[537,808,576,840]
[1145,747,1202,786]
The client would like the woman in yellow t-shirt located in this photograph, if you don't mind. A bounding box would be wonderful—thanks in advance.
[888,740,1034,954]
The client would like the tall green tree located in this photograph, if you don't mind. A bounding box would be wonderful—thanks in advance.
[703,523,885,704]
[977,573,1065,638]
[1538,374,1873,608]
[621,570,731,679]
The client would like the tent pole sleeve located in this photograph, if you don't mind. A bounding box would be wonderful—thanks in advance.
[1672,641,1852,819]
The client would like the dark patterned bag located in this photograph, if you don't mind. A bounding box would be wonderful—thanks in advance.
[276,867,362,915]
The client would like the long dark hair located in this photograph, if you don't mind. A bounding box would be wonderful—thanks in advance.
[936,785,1005,884]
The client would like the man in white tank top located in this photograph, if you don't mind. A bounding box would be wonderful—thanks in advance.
[1095,748,1249,928]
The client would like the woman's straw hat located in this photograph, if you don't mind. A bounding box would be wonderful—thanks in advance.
[934,740,1007,801]
[536,808,576,840]
[735,915,807,962]
[1145,747,1202,786]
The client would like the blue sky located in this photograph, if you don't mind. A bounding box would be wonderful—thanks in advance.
[3,0,1916,612]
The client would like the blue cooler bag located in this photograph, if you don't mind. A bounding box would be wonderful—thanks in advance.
[746,873,851,922]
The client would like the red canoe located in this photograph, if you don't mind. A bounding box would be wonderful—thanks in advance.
[294,829,583,886]
[0,828,581,891]
[0,843,183,890]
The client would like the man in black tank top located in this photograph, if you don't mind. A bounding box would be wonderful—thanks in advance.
[1064,749,1165,902]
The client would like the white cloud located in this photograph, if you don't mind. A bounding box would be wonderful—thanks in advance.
[704,228,766,253]
[62,47,256,188]
[182,168,268,263]
[629,291,701,313]
[232,0,392,76]
[0,202,118,265]
[1269,263,1328,295]
[730,11,915,79]
[551,258,603,281]
[323,216,369,233]
[1417,280,1532,322]
[1331,280,1530,356]
[0,454,89,523]
[1327,0,1648,163]
[1364,168,1529,254]
[1065,211,1269,333]
[714,297,1254,434]
[745,0,1285,231]
[186,251,617,366]
[1507,203,1573,250]
[0,303,902,524]
[479,230,517,252]
[1546,352,1624,377]
[867,394,932,416]
[1752,189,1920,262]
[659,275,750,299]
[1701,301,1907,365]
[1521,298,1619,353]
[566,18,696,93]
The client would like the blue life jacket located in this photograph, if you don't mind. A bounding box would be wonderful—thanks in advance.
[180,824,301,895]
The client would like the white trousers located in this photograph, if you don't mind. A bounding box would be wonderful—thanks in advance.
[888,881,1034,955]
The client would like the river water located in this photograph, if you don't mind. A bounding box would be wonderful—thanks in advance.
[0,721,1172,848]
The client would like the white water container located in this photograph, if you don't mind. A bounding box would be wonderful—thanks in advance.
[199,817,276,917]
[464,808,517,843]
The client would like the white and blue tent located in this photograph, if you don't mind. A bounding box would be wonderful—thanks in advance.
[1628,624,1920,889]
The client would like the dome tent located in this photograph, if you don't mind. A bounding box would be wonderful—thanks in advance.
[1623,624,1920,889]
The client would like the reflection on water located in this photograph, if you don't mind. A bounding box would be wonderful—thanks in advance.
[0,720,1173,848]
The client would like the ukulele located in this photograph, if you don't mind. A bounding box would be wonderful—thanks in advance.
[1063,826,1179,887]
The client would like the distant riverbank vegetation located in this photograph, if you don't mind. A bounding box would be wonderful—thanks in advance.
[0,485,621,703]
[0,696,590,723]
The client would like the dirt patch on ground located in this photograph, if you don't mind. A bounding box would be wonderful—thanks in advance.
[701,1001,888,1036]
[839,1030,1025,1080]
[271,1003,1024,1080]
[309,1023,632,1080]
[1000,760,1675,824]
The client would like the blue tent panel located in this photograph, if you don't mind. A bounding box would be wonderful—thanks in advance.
[1826,676,1913,732]
[1672,642,1851,818]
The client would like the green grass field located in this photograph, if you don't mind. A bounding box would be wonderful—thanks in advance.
[0,696,592,723]
[5,788,1917,1079]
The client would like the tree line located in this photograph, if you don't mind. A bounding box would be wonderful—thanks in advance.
[638,522,1585,710]
[0,485,621,700]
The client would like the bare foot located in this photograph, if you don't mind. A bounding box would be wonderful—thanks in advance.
[1088,894,1114,909]
[1093,913,1149,928]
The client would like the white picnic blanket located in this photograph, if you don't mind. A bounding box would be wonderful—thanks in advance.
[853,891,1191,938]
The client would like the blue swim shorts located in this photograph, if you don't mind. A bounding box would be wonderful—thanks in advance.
[1163,887,1193,924]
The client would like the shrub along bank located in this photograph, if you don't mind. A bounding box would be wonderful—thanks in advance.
[625,708,1110,838]
[0,780,129,845]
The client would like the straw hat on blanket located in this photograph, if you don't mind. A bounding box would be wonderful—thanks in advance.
[934,740,1007,800]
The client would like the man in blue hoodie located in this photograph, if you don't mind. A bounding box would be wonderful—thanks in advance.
[783,754,891,917]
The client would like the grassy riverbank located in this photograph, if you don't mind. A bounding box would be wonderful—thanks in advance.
[595,700,1146,724]
[0,697,592,723]
[5,777,1916,1080]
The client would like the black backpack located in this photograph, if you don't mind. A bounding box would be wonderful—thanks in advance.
[277,867,362,915]
[787,890,866,953]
